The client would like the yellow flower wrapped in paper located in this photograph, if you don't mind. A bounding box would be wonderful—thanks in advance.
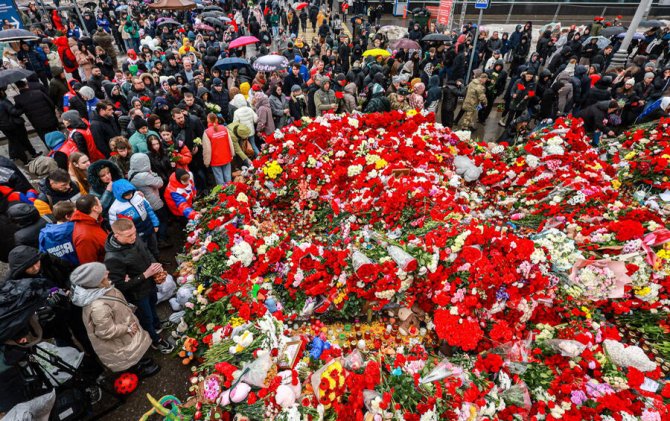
[311,359,346,409]
[229,330,254,354]
[263,160,283,180]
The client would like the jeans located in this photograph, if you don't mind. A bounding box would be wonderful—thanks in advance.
[134,290,160,343]
[212,163,232,185]
[248,135,260,155]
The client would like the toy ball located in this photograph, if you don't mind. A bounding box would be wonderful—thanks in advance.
[114,372,139,395]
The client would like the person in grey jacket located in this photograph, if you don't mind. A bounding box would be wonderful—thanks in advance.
[127,151,169,248]
[314,77,338,116]
[269,83,290,129]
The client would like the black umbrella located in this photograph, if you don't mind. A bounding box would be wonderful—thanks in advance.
[214,57,250,70]
[600,26,626,38]
[0,69,35,87]
[203,5,223,12]
[157,18,181,28]
[201,11,225,18]
[422,33,452,42]
[203,17,226,28]
[640,20,664,28]
[0,29,39,42]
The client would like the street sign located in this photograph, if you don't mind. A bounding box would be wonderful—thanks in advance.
[0,0,22,28]
[474,0,490,9]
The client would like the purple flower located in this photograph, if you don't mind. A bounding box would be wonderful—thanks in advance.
[570,390,588,405]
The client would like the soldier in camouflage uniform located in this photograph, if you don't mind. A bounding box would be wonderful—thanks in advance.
[458,73,488,131]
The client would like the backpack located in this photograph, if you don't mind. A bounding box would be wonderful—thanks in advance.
[38,222,79,266]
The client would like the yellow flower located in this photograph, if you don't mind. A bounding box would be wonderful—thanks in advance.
[263,160,283,180]
[634,286,651,297]
[580,306,592,319]
[406,109,418,117]
[624,151,636,160]
[435,154,444,163]
[611,179,621,190]
[196,284,205,294]
[375,158,388,169]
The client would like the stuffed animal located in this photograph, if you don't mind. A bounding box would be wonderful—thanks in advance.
[169,284,196,312]
[453,155,483,182]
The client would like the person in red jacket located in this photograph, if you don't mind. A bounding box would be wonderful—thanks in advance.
[72,194,108,263]
[62,110,106,162]
[202,113,234,185]
[53,36,78,76]
[164,169,199,221]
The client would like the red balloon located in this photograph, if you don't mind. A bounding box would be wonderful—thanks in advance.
[114,372,139,395]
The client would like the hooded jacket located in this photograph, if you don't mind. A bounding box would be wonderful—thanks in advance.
[108,179,159,236]
[164,172,197,219]
[35,177,82,215]
[231,94,258,136]
[46,131,78,157]
[8,203,49,248]
[87,159,123,215]
[128,128,159,154]
[7,245,73,289]
[128,153,164,211]
[67,116,106,162]
[104,233,156,302]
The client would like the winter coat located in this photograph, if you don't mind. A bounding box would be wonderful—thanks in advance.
[80,287,151,372]
[231,94,258,136]
[462,79,487,112]
[8,203,48,249]
[109,153,131,178]
[48,77,69,111]
[71,210,108,264]
[254,94,276,135]
[35,178,82,215]
[314,87,338,116]
[104,233,156,302]
[579,100,614,133]
[583,82,612,108]
[68,117,106,162]
[163,172,197,219]
[269,93,289,128]
[129,129,159,154]
[442,81,466,112]
[90,113,119,158]
[46,131,79,158]
[342,83,358,113]
[108,180,159,237]
[128,154,164,211]
[0,98,26,130]
[13,88,58,132]
[92,29,117,66]
[364,91,391,113]
[7,245,73,289]
[53,36,78,73]
[148,148,173,187]
[288,95,307,120]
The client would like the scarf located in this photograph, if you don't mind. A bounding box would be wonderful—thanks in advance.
[71,285,113,307]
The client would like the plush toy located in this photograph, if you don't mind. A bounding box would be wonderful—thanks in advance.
[170,284,196,312]
[453,155,483,182]
[274,370,302,408]
[179,337,198,365]
[114,372,139,395]
[140,394,182,421]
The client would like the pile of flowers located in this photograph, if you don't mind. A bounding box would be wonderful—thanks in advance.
[167,111,670,420]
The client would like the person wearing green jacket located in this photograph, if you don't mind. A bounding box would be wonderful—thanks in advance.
[227,121,254,168]
[128,116,158,153]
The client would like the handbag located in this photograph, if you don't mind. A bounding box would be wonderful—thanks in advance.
[242,138,255,157]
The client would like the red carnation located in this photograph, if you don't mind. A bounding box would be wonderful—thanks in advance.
[516,83,525,91]
[335,91,344,99]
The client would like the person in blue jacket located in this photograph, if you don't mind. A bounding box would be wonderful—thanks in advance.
[108,179,160,258]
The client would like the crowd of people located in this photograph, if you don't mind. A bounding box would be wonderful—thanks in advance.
[1,0,670,414]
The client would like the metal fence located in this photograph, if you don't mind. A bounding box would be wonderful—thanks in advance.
[387,1,670,25]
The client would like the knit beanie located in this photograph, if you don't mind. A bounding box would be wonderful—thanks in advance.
[61,110,81,125]
[70,262,107,289]
[235,123,252,139]
[645,72,655,80]
[134,116,148,130]
[79,86,95,100]
[625,78,635,86]
[175,168,189,181]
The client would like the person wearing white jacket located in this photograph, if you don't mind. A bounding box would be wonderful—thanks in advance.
[231,93,260,155]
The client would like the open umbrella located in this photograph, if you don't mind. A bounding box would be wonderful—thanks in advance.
[421,33,452,42]
[253,55,289,72]
[148,0,197,11]
[378,25,409,40]
[362,48,390,57]
[156,18,181,28]
[203,5,223,12]
[0,29,39,42]
[294,2,308,10]
[218,16,232,23]
[640,20,664,28]
[229,36,260,49]
[115,4,129,11]
[391,38,421,50]
[600,26,626,38]
[195,23,215,32]
[201,10,224,18]
[582,36,611,49]
[0,68,35,88]
[214,57,250,70]
[617,32,645,40]
[540,22,561,33]
[203,17,226,28]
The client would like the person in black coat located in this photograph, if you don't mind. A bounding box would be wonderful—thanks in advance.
[89,100,120,158]
[578,100,620,136]
[583,77,613,108]
[288,84,307,121]
[441,78,466,127]
[171,108,206,192]
[450,46,467,82]
[283,63,304,96]
[13,80,59,144]
[7,203,49,249]
[0,88,38,162]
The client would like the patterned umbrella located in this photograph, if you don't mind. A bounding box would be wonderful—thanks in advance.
[391,38,421,50]
[253,55,289,72]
